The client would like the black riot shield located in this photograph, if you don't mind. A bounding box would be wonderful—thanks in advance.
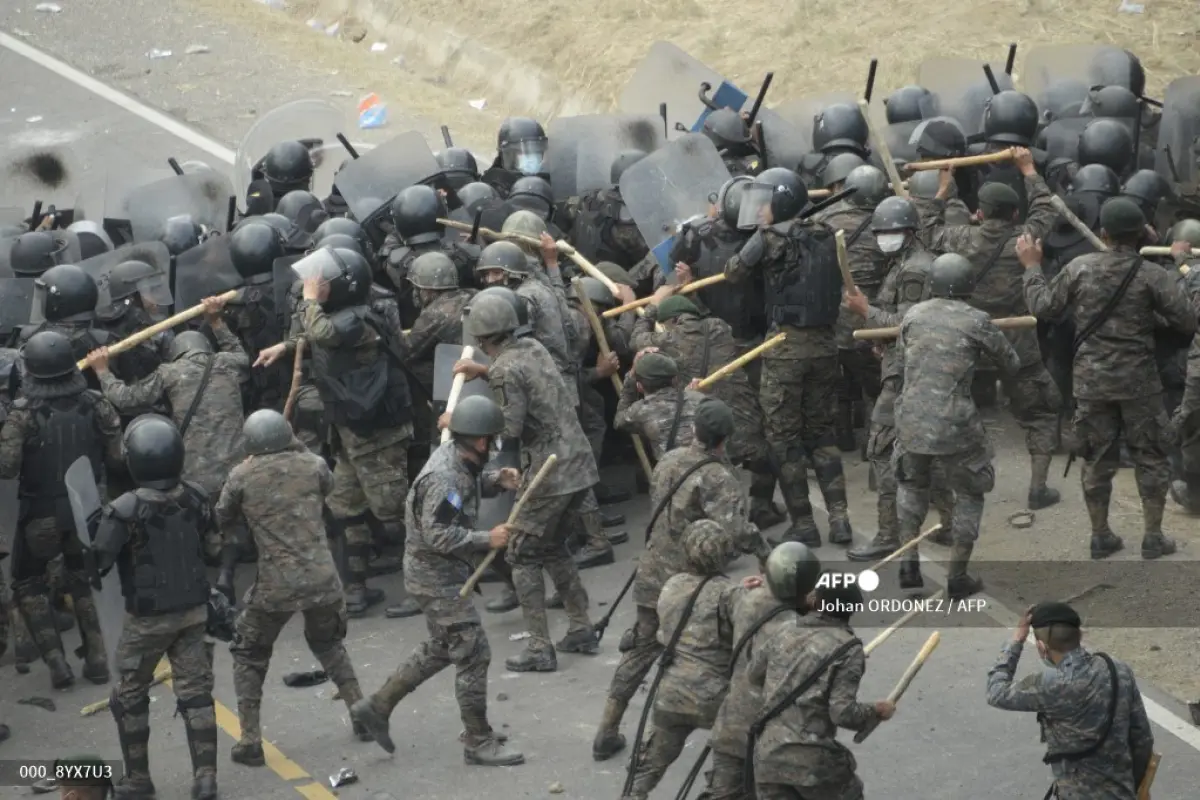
[543,116,594,200]
[333,131,441,224]
[433,343,491,405]
[618,41,747,139]
[917,57,1014,137]
[773,92,857,155]
[173,235,242,310]
[81,242,173,316]
[127,172,235,243]
[65,455,124,666]
[619,133,732,272]
[234,99,347,204]
[1156,77,1200,189]
[0,278,36,337]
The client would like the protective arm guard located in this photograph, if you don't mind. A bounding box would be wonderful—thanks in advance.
[736,229,766,268]
[93,493,138,577]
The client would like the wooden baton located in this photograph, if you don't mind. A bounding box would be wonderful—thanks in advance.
[439,346,476,444]
[854,315,1037,341]
[77,289,240,371]
[858,98,908,199]
[905,148,1016,172]
[835,229,856,293]
[1048,195,1108,253]
[573,278,656,481]
[864,590,945,656]
[1137,752,1162,800]
[1141,246,1200,258]
[853,631,941,743]
[82,661,172,716]
[696,332,787,390]
[870,524,943,571]
[602,274,727,318]
[460,454,558,598]
[282,338,306,423]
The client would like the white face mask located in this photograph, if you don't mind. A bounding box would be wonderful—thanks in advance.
[877,232,907,253]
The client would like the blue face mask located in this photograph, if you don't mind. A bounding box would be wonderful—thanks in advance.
[516,153,543,176]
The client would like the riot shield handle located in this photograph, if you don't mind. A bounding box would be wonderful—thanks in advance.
[864,58,879,103]
[698,82,719,111]
[982,64,1001,95]
[1004,43,1017,75]
[441,125,454,148]
[469,208,483,244]
[168,158,184,176]
[673,122,689,133]
[754,120,767,168]
[745,73,774,128]
[659,103,669,139]
[29,200,42,230]
[335,134,360,159]
[1163,145,1180,182]
[225,196,237,234]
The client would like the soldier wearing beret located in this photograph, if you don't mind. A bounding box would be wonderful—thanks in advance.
[613,351,703,460]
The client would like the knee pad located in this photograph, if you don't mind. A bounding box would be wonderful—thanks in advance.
[111,692,151,722]
[176,693,215,715]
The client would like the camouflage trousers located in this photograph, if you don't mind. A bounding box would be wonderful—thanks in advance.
[756,778,864,800]
[368,595,492,737]
[706,750,753,800]
[508,489,593,652]
[580,382,607,462]
[10,516,107,670]
[1002,363,1063,456]
[895,445,994,546]
[608,605,662,705]
[230,601,362,744]
[1075,397,1172,533]
[627,708,712,798]
[0,561,35,663]
[759,356,849,522]
[112,606,216,783]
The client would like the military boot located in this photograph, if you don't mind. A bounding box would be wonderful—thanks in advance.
[384,596,421,619]
[230,700,265,766]
[181,704,219,800]
[836,400,858,452]
[600,509,627,527]
[12,607,37,674]
[592,697,628,761]
[485,584,520,613]
[573,509,616,570]
[335,679,373,741]
[897,552,923,590]
[556,628,600,655]
[354,658,427,753]
[748,471,787,530]
[367,551,404,577]
[947,541,984,599]
[1141,497,1178,560]
[605,528,630,545]
[113,696,156,798]
[775,462,820,547]
[1085,488,1124,559]
[344,535,385,617]
[812,447,853,545]
[462,717,525,766]
[17,591,73,689]
[595,482,632,505]
[350,698,395,753]
[847,490,898,562]
[72,592,111,684]
[1027,455,1061,510]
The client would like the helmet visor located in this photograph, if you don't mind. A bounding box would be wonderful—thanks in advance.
[502,140,547,175]
[737,182,776,231]
[290,247,344,284]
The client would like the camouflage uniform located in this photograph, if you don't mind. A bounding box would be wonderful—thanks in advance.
[379,235,477,326]
[893,299,1021,589]
[613,373,701,460]
[929,172,1063,500]
[1171,267,1200,510]
[514,273,580,408]
[215,442,365,754]
[706,588,798,800]
[749,614,880,799]
[488,336,598,667]
[1023,249,1196,555]
[986,641,1154,799]
[563,188,650,270]
[912,195,971,249]
[0,376,122,686]
[405,287,476,444]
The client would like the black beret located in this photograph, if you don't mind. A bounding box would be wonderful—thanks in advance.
[694,397,734,440]
[1030,601,1081,629]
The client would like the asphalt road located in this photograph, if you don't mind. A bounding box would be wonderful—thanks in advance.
[2,8,1200,800]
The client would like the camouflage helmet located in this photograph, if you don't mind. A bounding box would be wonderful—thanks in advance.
[464,291,520,338]
[906,169,942,200]
[843,165,889,210]
[168,331,214,361]
[475,240,530,277]
[242,409,294,456]
[928,253,975,299]
[409,251,459,290]
[501,210,548,239]
[681,519,735,575]
[1168,219,1200,249]
[764,542,822,604]
[578,276,616,309]
[448,395,506,438]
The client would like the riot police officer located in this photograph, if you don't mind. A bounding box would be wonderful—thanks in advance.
[224,219,288,411]
[0,331,123,689]
[92,414,218,800]
[435,147,481,192]
[700,107,763,177]
[15,265,115,390]
[481,117,550,196]
[508,176,565,237]
[797,103,870,188]
[7,231,73,278]
[978,90,1041,219]
[564,150,651,270]
[884,86,933,124]
[253,140,314,210]
[96,259,176,385]
[1078,118,1135,178]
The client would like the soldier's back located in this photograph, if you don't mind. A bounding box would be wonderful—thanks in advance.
[655,572,738,720]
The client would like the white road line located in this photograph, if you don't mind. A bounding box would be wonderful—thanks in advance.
[0,31,235,165]
[7,23,1200,755]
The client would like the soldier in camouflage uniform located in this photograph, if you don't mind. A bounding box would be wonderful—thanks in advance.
[455,293,598,672]
[351,396,524,766]
[704,541,822,800]
[562,150,651,271]
[987,601,1155,800]
[747,580,895,799]
[92,415,218,800]
[1168,233,1200,511]
[907,168,972,249]
[593,399,769,761]
[620,519,742,800]
[0,331,123,690]
[216,410,371,765]
[890,254,1021,597]
[1020,198,1196,560]
[928,149,1065,509]
[613,352,701,460]
[0,348,38,680]
[633,291,784,529]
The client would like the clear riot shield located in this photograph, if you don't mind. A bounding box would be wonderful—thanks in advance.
[1021,44,1136,112]
[543,116,594,200]
[333,131,440,224]
[618,41,745,139]
[0,235,13,279]
[773,92,856,155]
[0,278,36,335]
[917,57,1013,137]
[173,235,242,310]
[82,242,173,316]
[0,208,25,232]
[574,115,666,197]
[750,108,809,172]
[272,255,305,320]
[619,133,732,271]
[1156,77,1200,188]
[127,172,235,243]
[65,456,124,667]
[234,99,347,204]
[3,145,84,213]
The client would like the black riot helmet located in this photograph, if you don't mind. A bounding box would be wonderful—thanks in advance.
[1122,169,1172,216]
[812,104,869,154]
[108,259,172,309]
[1071,163,1122,197]
[821,153,867,188]
[870,196,921,232]
[497,117,548,176]
[701,108,752,153]
[435,147,480,190]
[21,330,78,379]
[476,285,528,326]
[315,233,362,255]
[229,220,286,279]
[982,91,1039,147]
[1089,49,1146,98]
[610,150,648,185]
[66,221,114,260]
[35,264,98,321]
[261,140,314,193]
[458,181,499,214]
[1077,118,1134,175]
[929,253,975,298]
[843,165,889,209]
[885,85,932,124]
[313,216,364,243]
[737,167,809,230]
[10,231,70,277]
[1081,85,1140,119]
[717,175,752,228]
[321,248,372,311]
[508,176,555,220]
[123,414,185,491]
[276,190,324,223]
[159,215,202,256]
[390,185,446,246]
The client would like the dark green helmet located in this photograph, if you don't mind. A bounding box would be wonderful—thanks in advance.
[578,276,616,309]
[242,409,294,456]
[1168,218,1200,248]
[501,209,548,240]
[906,170,941,200]
[476,240,529,277]
[449,394,506,437]
[764,542,821,604]
[844,165,889,209]
[168,331,214,361]
[464,291,519,338]
[928,253,975,298]
[409,251,459,290]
